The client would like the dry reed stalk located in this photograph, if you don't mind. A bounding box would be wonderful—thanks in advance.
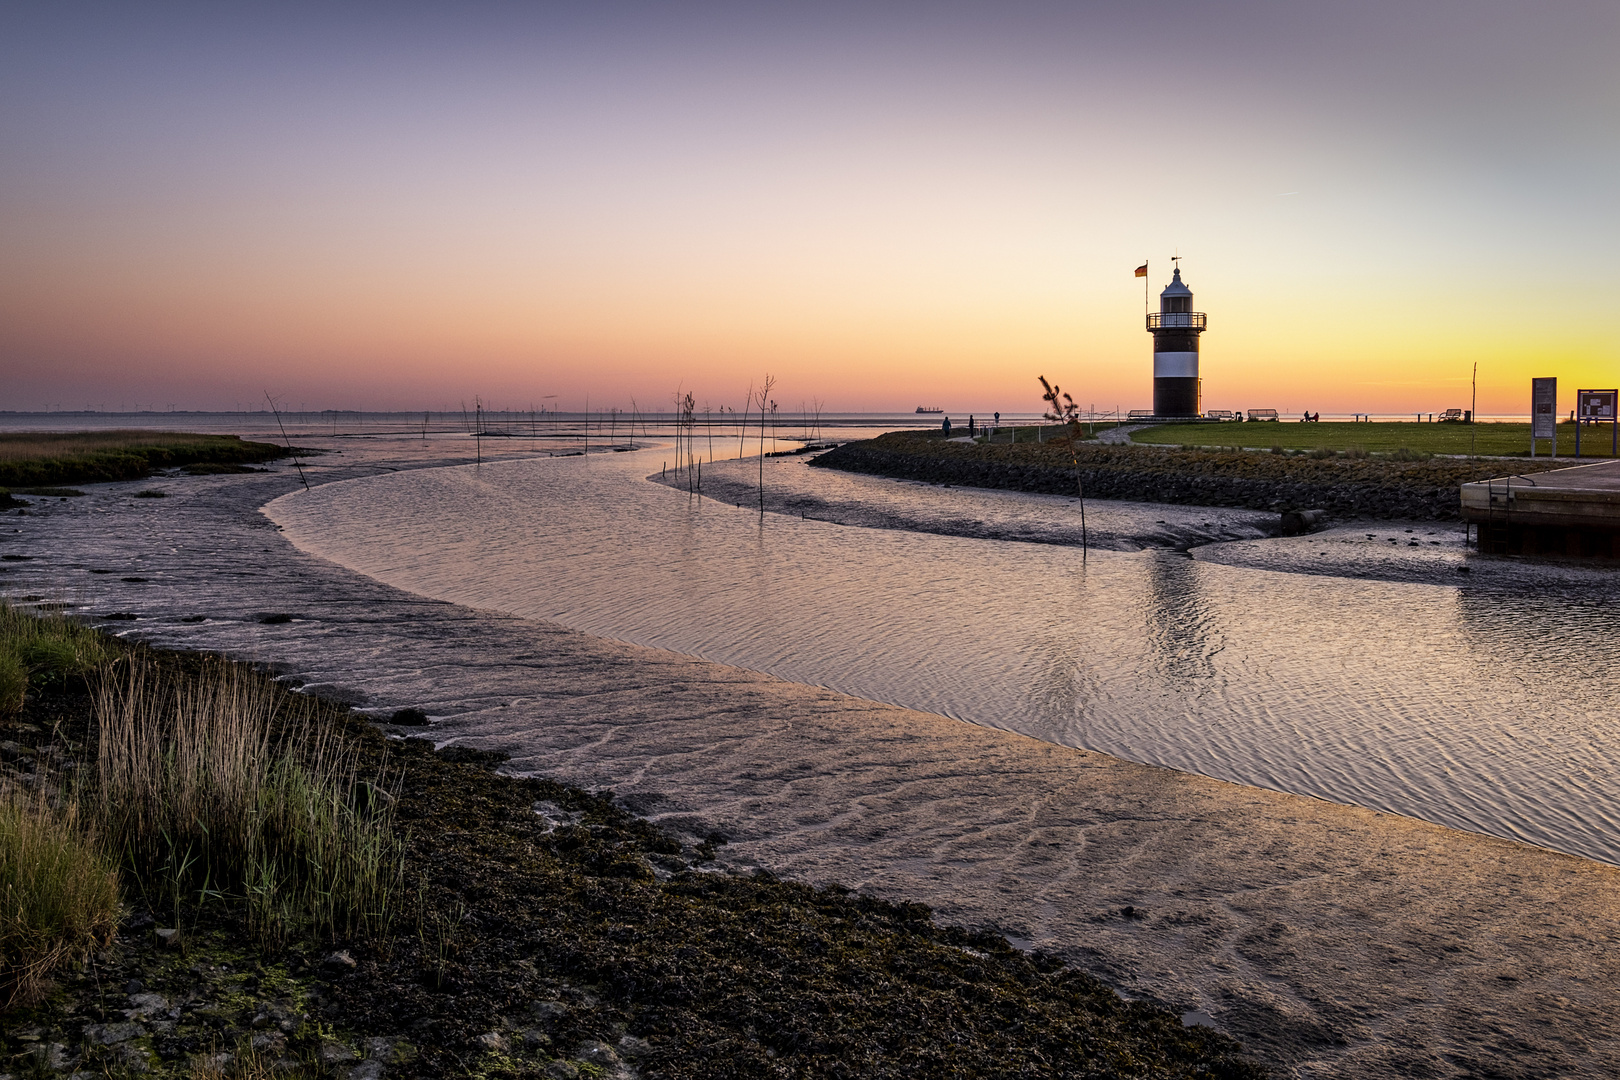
[92,657,403,944]
[0,785,120,1009]
[756,374,777,511]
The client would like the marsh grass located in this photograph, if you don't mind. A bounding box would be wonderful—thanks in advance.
[91,659,405,945]
[0,789,120,1009]
[0,602,113,713]
[0,430,286,487]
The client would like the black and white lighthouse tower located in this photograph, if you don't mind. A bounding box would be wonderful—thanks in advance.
[1147,261,1206,417]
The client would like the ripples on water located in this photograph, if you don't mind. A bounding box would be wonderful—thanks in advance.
[267,449,1620,865]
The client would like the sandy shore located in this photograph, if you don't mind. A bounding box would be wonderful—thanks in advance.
[4,438,1618,1078]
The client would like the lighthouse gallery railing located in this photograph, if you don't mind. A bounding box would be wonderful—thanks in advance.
[1146,312,1207,329]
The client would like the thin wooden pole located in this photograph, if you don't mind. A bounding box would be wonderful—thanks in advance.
[1470,362,1477,458]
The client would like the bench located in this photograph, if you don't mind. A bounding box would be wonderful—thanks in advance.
[1205,409,1237,421]
[1247,409,1280,422]
[1127,410,1156,420]
[1438,408,1466,422]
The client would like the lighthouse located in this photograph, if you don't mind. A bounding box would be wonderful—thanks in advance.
[1146,262,1206,417]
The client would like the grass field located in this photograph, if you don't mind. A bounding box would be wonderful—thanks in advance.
[1130,420,1615,458]
[0,430,287,488]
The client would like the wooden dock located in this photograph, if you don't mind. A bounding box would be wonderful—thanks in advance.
[1461,459,1620,558]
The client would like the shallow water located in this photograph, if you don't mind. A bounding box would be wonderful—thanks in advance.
[266,446,1620,866]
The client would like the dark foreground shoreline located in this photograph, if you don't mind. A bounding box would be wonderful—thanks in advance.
[2,635,1265,1079]
[812,431,1560,520]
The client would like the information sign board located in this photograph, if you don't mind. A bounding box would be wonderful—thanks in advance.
[1577,389,1617,421]
[1532,378,1558,439]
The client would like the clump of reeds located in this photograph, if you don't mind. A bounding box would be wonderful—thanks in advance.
[0,602,113,714]
[91,658,405,946]
[0,603,404,1008]
[0,603,121,1005]
[0,788,120,1008]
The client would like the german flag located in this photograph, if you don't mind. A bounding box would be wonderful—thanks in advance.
[1133,263,1148,278]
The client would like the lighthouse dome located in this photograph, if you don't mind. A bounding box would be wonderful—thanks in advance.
[1160,266,1192,299]
[1159,266,1193,314]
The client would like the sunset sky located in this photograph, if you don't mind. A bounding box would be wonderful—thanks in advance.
[2,2,1616,416]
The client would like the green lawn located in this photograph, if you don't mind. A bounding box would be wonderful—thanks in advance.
[1130,421,1616,458]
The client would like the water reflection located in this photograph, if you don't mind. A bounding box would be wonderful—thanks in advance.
[1027,561,1104,741]
[1143,552,1221,687]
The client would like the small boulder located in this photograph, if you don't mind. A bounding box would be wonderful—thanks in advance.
[154,927,182,948]
[28,1041,68,1070]
[125,992,169,1018]
[575,1040,621,1066]
[84,1022,143,1045]
[250,1032,287,1055]
[321,949,358,974]
[318,1041,357,1066]
[111,1042,151,1072]
[362,1036,415,1064]
[616,1034,652,1059]
[529,999,568,1023]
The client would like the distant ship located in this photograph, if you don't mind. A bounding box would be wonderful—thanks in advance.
[915,406,943,414]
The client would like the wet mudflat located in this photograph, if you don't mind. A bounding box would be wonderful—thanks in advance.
[3,435,1619,1077]
[271,449,1620,868]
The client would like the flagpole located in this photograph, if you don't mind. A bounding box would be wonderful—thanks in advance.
[1144,260,1149,316]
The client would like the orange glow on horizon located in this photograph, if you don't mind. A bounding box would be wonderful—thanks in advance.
[2,4,1614,417]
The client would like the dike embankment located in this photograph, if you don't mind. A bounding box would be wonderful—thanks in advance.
[812,431,1559,520]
